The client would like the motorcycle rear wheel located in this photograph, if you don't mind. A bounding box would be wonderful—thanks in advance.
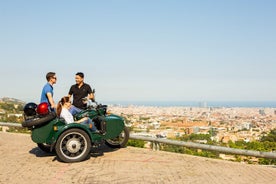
[105,126,129,148]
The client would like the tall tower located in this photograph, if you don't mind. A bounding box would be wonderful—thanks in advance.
[199,101,207,108]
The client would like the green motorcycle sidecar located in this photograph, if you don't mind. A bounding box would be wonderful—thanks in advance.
[22,104,129,163]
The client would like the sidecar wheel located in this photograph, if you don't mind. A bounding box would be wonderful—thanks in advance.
[55,128,91,163]
[105,127,129,148]
[37,143,54,153]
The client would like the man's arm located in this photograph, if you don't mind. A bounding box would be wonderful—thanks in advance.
[46,92,55,109]
[88,93,94,101]
[68,86,73,99]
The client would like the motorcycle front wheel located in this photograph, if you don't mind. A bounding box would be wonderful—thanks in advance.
[105,126,129,148]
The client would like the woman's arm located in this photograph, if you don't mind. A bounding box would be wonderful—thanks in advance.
[76,117,88,123]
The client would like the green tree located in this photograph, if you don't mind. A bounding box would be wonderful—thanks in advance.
[0,103,14,111]
[162,144,185,154]
[127,140,145,148]
[261,129,276,142]
[6,115,18,122]
[180,133,211,142]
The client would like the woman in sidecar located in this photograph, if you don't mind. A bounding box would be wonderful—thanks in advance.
[56,96,98,132]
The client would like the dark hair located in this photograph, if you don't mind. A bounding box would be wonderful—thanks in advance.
[46,72,56,81]
[76,72,84,78]
[56,96,70,117]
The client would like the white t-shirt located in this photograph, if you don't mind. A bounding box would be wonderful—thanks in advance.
[60,107,74,124]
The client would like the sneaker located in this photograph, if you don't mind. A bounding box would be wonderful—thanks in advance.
[93,130,100,134]
[99,130,106,135]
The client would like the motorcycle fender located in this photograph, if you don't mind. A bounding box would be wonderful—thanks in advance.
[50,123,93,143]
[104,114,125,139]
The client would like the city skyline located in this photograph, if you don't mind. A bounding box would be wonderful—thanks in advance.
[1,1,276,103]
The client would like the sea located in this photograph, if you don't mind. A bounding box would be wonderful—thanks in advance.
[102,101,276,108]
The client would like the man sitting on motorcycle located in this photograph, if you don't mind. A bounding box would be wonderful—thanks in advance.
[68,72,94,115]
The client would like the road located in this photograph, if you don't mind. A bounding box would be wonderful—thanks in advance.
[0,132,275,184]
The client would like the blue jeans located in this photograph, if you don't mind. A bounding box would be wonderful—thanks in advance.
[80,118,98,132]
[69,105,82,115]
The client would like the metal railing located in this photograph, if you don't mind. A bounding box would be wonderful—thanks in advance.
[1,122,276,159]
[129,135,276,159]
[0,122,22,128]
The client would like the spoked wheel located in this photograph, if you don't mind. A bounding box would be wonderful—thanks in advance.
[55,128,91,163]
[37,143,53,153]
[105,126,129,148]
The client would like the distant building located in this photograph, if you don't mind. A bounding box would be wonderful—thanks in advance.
[7,113,23,118]
[259,109,265,116]
[0,109,5,115]
[221,135,238,143]
[151,121,160,129]
[199,101,207,108]
[193,126,200,134]
[185,127,195,134]
[242,122,252,130]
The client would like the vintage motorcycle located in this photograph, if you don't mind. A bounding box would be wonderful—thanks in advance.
[22,96,129,163]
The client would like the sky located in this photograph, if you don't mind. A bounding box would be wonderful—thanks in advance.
[0,0,276,104]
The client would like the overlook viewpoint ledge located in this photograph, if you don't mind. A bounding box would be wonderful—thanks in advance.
[0,132,275,184]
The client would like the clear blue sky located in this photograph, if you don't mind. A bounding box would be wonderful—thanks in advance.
[0,0,276,103]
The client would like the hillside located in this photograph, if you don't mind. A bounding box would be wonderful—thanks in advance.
[0,97,25,122]
[0,97,25,104]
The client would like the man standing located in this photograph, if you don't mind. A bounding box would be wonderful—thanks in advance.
[40,72,57,112]
[68,72,94,114]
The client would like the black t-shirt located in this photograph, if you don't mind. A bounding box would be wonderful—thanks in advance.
[69,83,92,109]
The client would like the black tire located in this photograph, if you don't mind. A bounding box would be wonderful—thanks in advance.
[105,126,129,148]
[55,128,91,163]
[22,112,56,128]
[37,143,53,153]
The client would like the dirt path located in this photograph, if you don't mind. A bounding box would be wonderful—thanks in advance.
[0,132,275,184]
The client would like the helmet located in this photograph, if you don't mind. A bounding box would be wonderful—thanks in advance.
[23,102,37,116]
[37,102,49,115]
